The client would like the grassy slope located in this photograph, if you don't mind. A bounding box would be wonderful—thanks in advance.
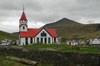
[43,18,100,38]
[0,30,18,42]
[55,24,100,38]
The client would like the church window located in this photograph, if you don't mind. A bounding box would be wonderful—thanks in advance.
[30,37,33,44]
[54,37,56,43]
[37,38,39,43]
[41,38,43,43]
[23,26,25,30]
[48,38,50,43]
[26,37,28,45]
[41,31,47,37]
[44,38,47,44]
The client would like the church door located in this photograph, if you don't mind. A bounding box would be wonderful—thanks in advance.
[41,38,43,43]
[45,38,47,44]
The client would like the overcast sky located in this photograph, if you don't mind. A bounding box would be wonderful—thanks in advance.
[0,0,100,33]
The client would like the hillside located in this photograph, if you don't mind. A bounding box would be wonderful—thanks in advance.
[12,32,19,36]
[43,18,81,28]
[43,18,100,39]
[0,30,18,42]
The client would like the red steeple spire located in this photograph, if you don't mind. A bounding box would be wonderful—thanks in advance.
[20,7,27,21]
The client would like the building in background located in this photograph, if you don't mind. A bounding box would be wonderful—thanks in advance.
[67,40,78,45]
[1,39,12,46]
[90,38,100,45]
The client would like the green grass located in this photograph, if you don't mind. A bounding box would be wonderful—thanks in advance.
[0,31,18,43]
[38,64,53,66]
[0,55,29,66]
[0,54,53,66]
[1,44,100,66]
[22,44,100,53]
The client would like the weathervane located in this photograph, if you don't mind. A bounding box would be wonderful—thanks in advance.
[23,4,24,11]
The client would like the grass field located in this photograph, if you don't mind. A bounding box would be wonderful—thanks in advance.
[22,44,100,53]
[0,55,53,66]
[0,55,29,66]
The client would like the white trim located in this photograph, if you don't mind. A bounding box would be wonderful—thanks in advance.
[47,38,48,44]
[33,38,34,44]
[28,38,30,45]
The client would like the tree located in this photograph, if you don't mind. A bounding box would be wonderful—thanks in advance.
[61,37,66,42]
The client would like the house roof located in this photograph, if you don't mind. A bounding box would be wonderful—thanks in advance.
[45,29,58,37]
[20,28,58,38]
[68,40,73,42]
[91,37,95,41]
[20,11,27,21]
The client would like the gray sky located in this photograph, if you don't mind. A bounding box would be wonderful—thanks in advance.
[0,0,100,33]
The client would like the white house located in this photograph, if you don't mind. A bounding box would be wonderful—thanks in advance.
[67,40,78,45]
[1,39,12,46]
[90,38,100,45]
[19,8,59,45]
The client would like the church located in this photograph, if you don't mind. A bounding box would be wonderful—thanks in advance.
[19,9,59,45]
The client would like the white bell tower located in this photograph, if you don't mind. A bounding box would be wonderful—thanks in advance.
[19,7,28,32]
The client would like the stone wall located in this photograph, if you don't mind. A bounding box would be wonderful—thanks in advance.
[0,46,100,66]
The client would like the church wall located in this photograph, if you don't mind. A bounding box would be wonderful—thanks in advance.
[35,37,37,43]
[35,29,53,44]
[20,35,59,45]
[19,25,27,32]
[52,38,54,44]
[50,37,53,44]
[33,38,35,44]
[28,38,30,45]
[36,29,52,38]
[56,38,59,44]
[19,20,27,25]
[20,38,25,45]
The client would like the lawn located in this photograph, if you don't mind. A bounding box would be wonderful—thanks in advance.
[22,44,100,53]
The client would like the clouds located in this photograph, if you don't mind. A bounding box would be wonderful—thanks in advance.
[0,0,100,32]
